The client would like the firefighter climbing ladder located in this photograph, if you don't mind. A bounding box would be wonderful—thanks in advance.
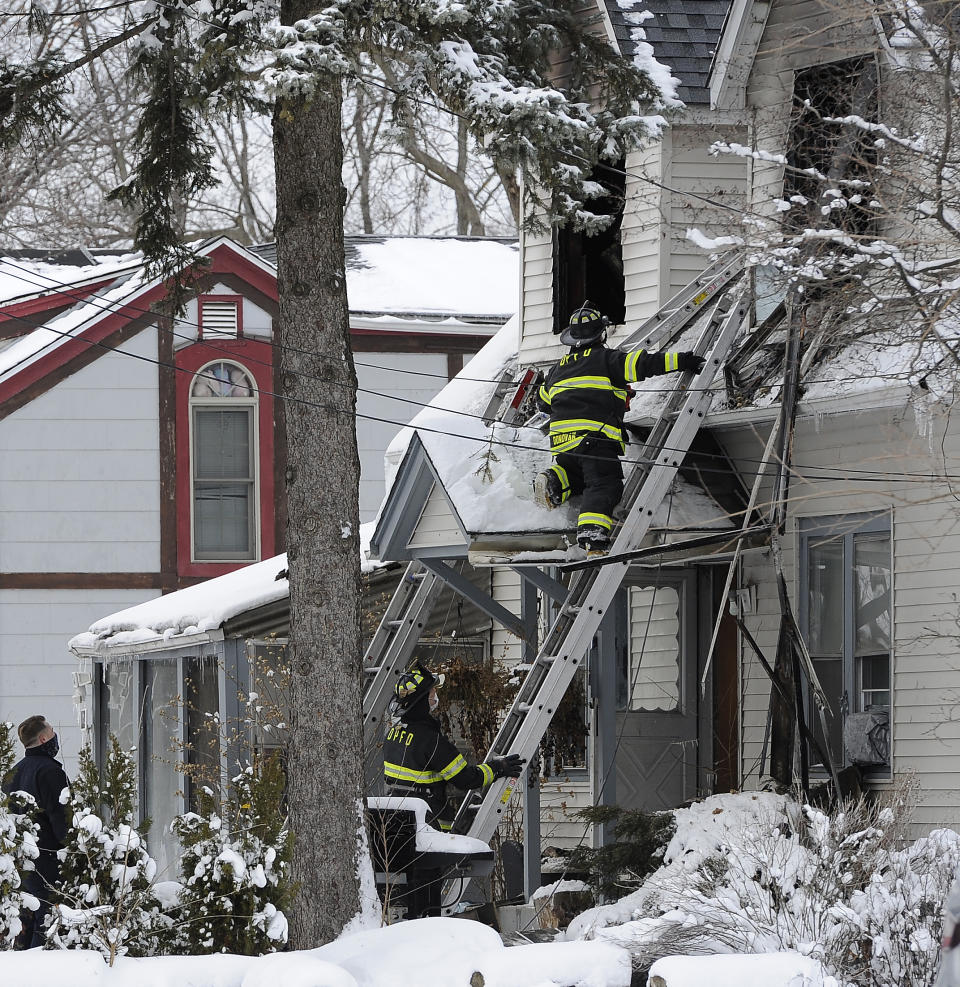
[361,560,442,762]
[449,262,751,849]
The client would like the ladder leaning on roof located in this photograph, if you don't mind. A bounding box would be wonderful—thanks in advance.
[447,257,751,857]
[361,559,443,782]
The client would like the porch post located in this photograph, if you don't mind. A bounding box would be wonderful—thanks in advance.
[521,575,542,901]
[591,604,619,847]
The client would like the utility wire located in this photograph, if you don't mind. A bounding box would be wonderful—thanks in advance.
[1,260,955,485]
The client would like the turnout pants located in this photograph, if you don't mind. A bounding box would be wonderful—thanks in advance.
[548,435,624,538]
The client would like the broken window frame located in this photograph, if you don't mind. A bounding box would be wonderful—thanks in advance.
[553,160,626,334]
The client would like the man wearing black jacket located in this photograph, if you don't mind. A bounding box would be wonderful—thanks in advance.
[2,715,69,948]
[383,664,523,831]
[534,304,705,553]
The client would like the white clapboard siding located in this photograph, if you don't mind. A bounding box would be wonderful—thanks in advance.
[620,142,667,332]
[719,403,960,833]
[518,212,557,366]
[0,588,157,776]
[629,584,682,711]
[406,481,466,551]
[666,125,749,296]
[539,777,594,849]
[0,328,161,572]
[491,565,523,663]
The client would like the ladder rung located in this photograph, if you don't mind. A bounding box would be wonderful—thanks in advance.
[517,703,532,712]
[386,619,404,628]
[364,665,382,676]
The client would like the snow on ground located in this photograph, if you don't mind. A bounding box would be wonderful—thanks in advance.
[0,918,632,987]
[346,237,518,317]
[648,951,837,987]
[69,522,385,652]
[565,792,787,941]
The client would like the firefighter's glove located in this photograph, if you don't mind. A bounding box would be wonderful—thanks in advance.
[677,352,706,374]
[487,754,525,780]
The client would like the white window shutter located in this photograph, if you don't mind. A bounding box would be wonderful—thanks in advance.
[201,299,240,338]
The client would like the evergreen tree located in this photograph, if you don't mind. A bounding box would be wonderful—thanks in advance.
[0,722,40,949]
[48,738,169,962]
[1,0,675,944]
[173,754,291,954]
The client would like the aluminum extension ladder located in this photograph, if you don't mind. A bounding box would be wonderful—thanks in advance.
[361,560,442,781]
[448,262,750,851]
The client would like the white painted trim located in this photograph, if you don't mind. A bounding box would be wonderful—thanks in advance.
[710,0,772,111]
[188,360,261,564]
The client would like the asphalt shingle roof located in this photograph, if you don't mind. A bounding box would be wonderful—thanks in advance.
[604,0,732,104]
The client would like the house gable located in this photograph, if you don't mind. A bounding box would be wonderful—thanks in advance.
[370,433,468,561]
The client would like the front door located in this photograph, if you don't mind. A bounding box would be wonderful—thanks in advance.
[613,569,700,810]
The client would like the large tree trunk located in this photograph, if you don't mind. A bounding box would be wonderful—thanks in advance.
[272,2,364,945]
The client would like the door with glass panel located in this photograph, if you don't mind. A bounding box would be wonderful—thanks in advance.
[615,570,699,810]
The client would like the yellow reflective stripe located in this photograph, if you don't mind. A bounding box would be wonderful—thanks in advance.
[625,349,645,382]
[546,376,627,401]
[549,418,613,435]
[550,434,585,453]
[438,820,453,831]
[579,512,613,530]
[384,761,443,784]
[550,464,570,494]
[538,383,551,405]
[437,754,468,781]
[665,352,679,372]
[479,762,494,787]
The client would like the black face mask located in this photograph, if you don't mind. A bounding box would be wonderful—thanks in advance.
[38,734,59,758]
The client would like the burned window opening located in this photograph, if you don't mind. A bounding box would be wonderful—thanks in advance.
[785,57,880,242]
[553,160,626,333]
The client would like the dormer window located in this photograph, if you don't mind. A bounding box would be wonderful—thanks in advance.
[190,361,258,561]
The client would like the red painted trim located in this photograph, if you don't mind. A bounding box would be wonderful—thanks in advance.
[0,281,171,407]
[198,294,244,339]
[175,339,276,579]
[208,245,278,302]
[0,244,276,410]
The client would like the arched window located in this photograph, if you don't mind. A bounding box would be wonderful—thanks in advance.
[190,362,259,561]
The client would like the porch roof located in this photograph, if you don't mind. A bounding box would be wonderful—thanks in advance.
[369,317,741,565]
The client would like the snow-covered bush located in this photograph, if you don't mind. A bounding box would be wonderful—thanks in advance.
[173,753,291,954]
[0,722,40,948]
[567,787,960,987]
[47,738,170,961]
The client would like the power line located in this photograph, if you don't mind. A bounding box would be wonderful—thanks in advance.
[1,256,949,462]
[1,288,958,498]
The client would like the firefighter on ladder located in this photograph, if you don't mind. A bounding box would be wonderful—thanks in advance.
[534,304,705,554]
[382,662,524,830]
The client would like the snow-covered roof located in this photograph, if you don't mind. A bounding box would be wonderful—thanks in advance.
[604,0,732,105]
[70,525,385,656]
[0,252,141,305]
[373,316,737,561]
[250,235,519,320]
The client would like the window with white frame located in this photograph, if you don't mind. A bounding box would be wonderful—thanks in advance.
[190,361,258,561]
[800,512,891,771]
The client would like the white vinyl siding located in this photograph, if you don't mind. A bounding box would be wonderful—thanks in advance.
[518,211,557,366]
[719,403,960,834]
[0,588,156,777]
[0,328,160,572]
[406,482,466,551]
